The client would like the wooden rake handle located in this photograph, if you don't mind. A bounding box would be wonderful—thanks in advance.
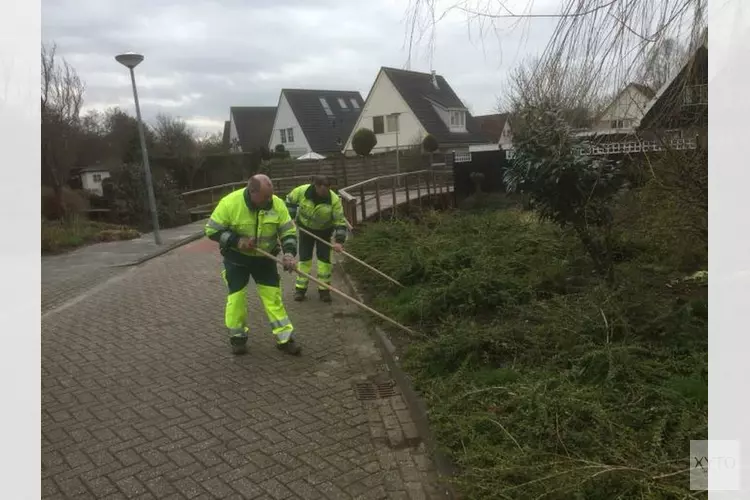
[295,224,404,289]
[254,248,416,337]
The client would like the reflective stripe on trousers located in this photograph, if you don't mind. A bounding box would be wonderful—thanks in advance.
[257,284,295,344]
[295,259,333,291]
[222,270,294,344]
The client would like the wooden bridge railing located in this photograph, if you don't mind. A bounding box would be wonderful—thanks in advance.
[338,169,454,227]
[181,175,333,217]
[180,168,455,226]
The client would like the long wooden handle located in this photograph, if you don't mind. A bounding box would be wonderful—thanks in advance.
[255,248,416,336]
[295,225,404,288]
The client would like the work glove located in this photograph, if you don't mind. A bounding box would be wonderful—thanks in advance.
[237,237,256,250]
[282,253,297,272]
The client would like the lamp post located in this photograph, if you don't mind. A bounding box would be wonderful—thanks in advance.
[388,112,401,187]
[115,51,162,245]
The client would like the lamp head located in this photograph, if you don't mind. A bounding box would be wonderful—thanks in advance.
[115,52,144,69]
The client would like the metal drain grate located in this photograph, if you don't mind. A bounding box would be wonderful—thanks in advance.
[354,380,397,400]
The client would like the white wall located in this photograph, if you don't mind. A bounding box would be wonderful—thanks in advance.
[81,171,110,196]
[268,93,311,157]
[498,120,513,148]
[343,70,427,155]
[595,86,652,131]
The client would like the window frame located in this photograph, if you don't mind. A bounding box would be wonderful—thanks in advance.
[372,115,385,134]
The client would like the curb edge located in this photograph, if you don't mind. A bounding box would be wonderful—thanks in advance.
[114,231,205,268]
[336,264,459,499]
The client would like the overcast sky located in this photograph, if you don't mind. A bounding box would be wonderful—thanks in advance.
[42,0,561,136]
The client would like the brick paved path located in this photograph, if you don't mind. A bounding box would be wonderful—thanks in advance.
[42,237,444,500]
[42,220,205,314]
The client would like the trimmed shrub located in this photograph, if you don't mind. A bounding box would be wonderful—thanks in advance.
[422,134,439,153]
[352,128,377,156]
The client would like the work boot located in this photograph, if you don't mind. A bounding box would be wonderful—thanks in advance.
[319,289,332,303]
[229,334,248,355]
[276,337,302,356]
[294,289,306,302]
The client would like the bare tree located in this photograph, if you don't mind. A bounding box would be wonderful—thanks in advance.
[503,55,606,129]
[41,42,85,217]
[405,0,706,108]
[151,113,203,189]
[153,113,197,158]
[637,37,686,90]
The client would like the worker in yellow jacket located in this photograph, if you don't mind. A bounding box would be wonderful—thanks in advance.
[204,174,301,355]
[285,175,348,302]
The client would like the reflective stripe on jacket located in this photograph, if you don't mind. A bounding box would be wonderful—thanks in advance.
[285,184,347,242]
[205,188,297,261]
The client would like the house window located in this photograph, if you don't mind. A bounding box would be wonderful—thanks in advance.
[319,97,334,116]
[92,174,102,182]
[450,110,465,128]
[386,114,399,133]
[280,129,287,143]
[373,116,385,134]
[286,128,294,143]
[350,98,360,109]
[337,98,348,109]
[610,119,625,129]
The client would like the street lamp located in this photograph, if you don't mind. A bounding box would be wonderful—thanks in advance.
[388,112,402,187]
[115,51,162,245]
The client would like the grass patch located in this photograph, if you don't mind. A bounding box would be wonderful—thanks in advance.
[42,217,140,254]
[344,206,706,499]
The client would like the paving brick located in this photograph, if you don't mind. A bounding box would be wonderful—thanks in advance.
[201,476,235,498]
[41,240,442,499]
[116,476,148,498]
[173,477,205,498]
[144,476,178,498]
[231,477,264,498]
[84,475,119,497]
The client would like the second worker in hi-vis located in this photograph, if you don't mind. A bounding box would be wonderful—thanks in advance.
[285,175,348,303]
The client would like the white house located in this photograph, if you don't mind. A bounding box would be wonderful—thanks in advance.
[268,89,364,158]
[342,67,486,156]
[470,113,514,152]
[79,168,110,196]
[593,82,655,132]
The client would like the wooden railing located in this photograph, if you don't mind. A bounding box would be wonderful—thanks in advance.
[181,175,335,216]
[180,169,455,226]
[338,169,454,226]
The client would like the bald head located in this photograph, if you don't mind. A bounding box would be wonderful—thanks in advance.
[248,174,274,206]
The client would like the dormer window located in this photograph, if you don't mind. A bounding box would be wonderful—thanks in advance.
[319,97,334,116]
[449,110,466,131]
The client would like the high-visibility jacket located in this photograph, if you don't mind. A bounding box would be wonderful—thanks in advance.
[285,184,347,243]
[205,188,297,264]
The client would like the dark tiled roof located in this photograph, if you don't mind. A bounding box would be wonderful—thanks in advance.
[473,113,510,142]
[638,42,708,130]
[222,121,230,149]
[230,107,277,152]
[283,89,364,153]
[382,67,487,145]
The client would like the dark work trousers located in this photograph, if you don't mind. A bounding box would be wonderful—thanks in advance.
[295,227,334,291]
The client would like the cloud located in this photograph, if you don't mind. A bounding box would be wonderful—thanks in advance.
[42,0,557,136]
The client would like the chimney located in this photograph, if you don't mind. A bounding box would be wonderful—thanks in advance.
[431,69,439,90]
